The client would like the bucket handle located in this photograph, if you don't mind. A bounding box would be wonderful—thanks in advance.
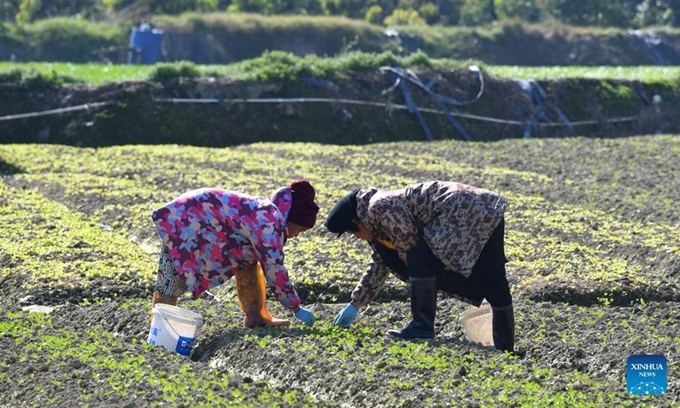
[158,315,192,339]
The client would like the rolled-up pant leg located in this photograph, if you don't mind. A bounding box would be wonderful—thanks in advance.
[155,245,186,298]
[152,245,187,308]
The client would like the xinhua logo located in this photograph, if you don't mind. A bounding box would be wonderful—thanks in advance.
[627,355,667,395]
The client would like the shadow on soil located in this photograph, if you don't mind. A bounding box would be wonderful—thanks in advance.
[0,159,22,175]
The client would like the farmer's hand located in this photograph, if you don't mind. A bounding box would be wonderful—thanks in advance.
[294,306,316,327]
[333,302,359,328]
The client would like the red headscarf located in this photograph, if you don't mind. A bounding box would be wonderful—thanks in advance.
[287,180,319,228]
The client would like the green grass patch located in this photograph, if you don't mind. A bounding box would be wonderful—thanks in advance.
[1,137,678,305]
[3,58,680,85]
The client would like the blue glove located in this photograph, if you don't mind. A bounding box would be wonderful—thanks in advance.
[294,307,315,327]
[333,303,359,328]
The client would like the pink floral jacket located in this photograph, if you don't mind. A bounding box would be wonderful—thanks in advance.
[151,187,301,310]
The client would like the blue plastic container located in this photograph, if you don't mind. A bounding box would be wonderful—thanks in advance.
[128,24,164,65]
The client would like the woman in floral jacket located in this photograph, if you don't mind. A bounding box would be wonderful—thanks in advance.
[151,180,319,327]
[325,180,514,352]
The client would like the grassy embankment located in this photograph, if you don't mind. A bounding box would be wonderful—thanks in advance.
[2,60,680,85]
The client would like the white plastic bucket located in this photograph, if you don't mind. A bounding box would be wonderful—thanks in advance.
[459,305,493,346]
[147,304,203,356]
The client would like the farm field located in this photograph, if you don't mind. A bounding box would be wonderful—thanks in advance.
[0,136,679,406]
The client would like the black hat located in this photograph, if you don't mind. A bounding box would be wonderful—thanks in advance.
[324,189,360,237]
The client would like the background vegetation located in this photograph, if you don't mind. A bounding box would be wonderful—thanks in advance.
[1,1,680,65]
[3,0,680,28]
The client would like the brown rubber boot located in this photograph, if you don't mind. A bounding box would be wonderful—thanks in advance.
[150,291,179,322]
[152,291,179,308]
[235,263,291,328]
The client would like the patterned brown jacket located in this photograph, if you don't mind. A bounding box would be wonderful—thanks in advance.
[350,180,508,305]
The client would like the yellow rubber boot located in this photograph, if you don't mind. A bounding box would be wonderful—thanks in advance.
[235,263,291,328]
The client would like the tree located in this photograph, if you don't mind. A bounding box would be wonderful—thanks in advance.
[365,4,383,23]
[434,0,463,25]
[105,0,220,16]
[2,0,21,22]
[635,0,680,27]
[670,0,680,25]
[496,0,544,22]
[488,0,497,20]
[384,7,426,25]
[418,2,440,24]
[16,0,105,24]
[546,0,630,27]
[459,0,496,25]
[321,0,367,19]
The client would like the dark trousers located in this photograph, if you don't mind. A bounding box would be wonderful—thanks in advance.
[468,219,512,307]
[375,219,511,308]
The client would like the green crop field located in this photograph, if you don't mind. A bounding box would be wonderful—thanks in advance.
[2,60,680,85]
[1,136,678,406]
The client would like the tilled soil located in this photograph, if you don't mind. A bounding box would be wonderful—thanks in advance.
[2,297,678,407]
[1,136,679,406]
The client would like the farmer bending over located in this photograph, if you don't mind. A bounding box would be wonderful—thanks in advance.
[151,180,319,327]
[324,180,514,352]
